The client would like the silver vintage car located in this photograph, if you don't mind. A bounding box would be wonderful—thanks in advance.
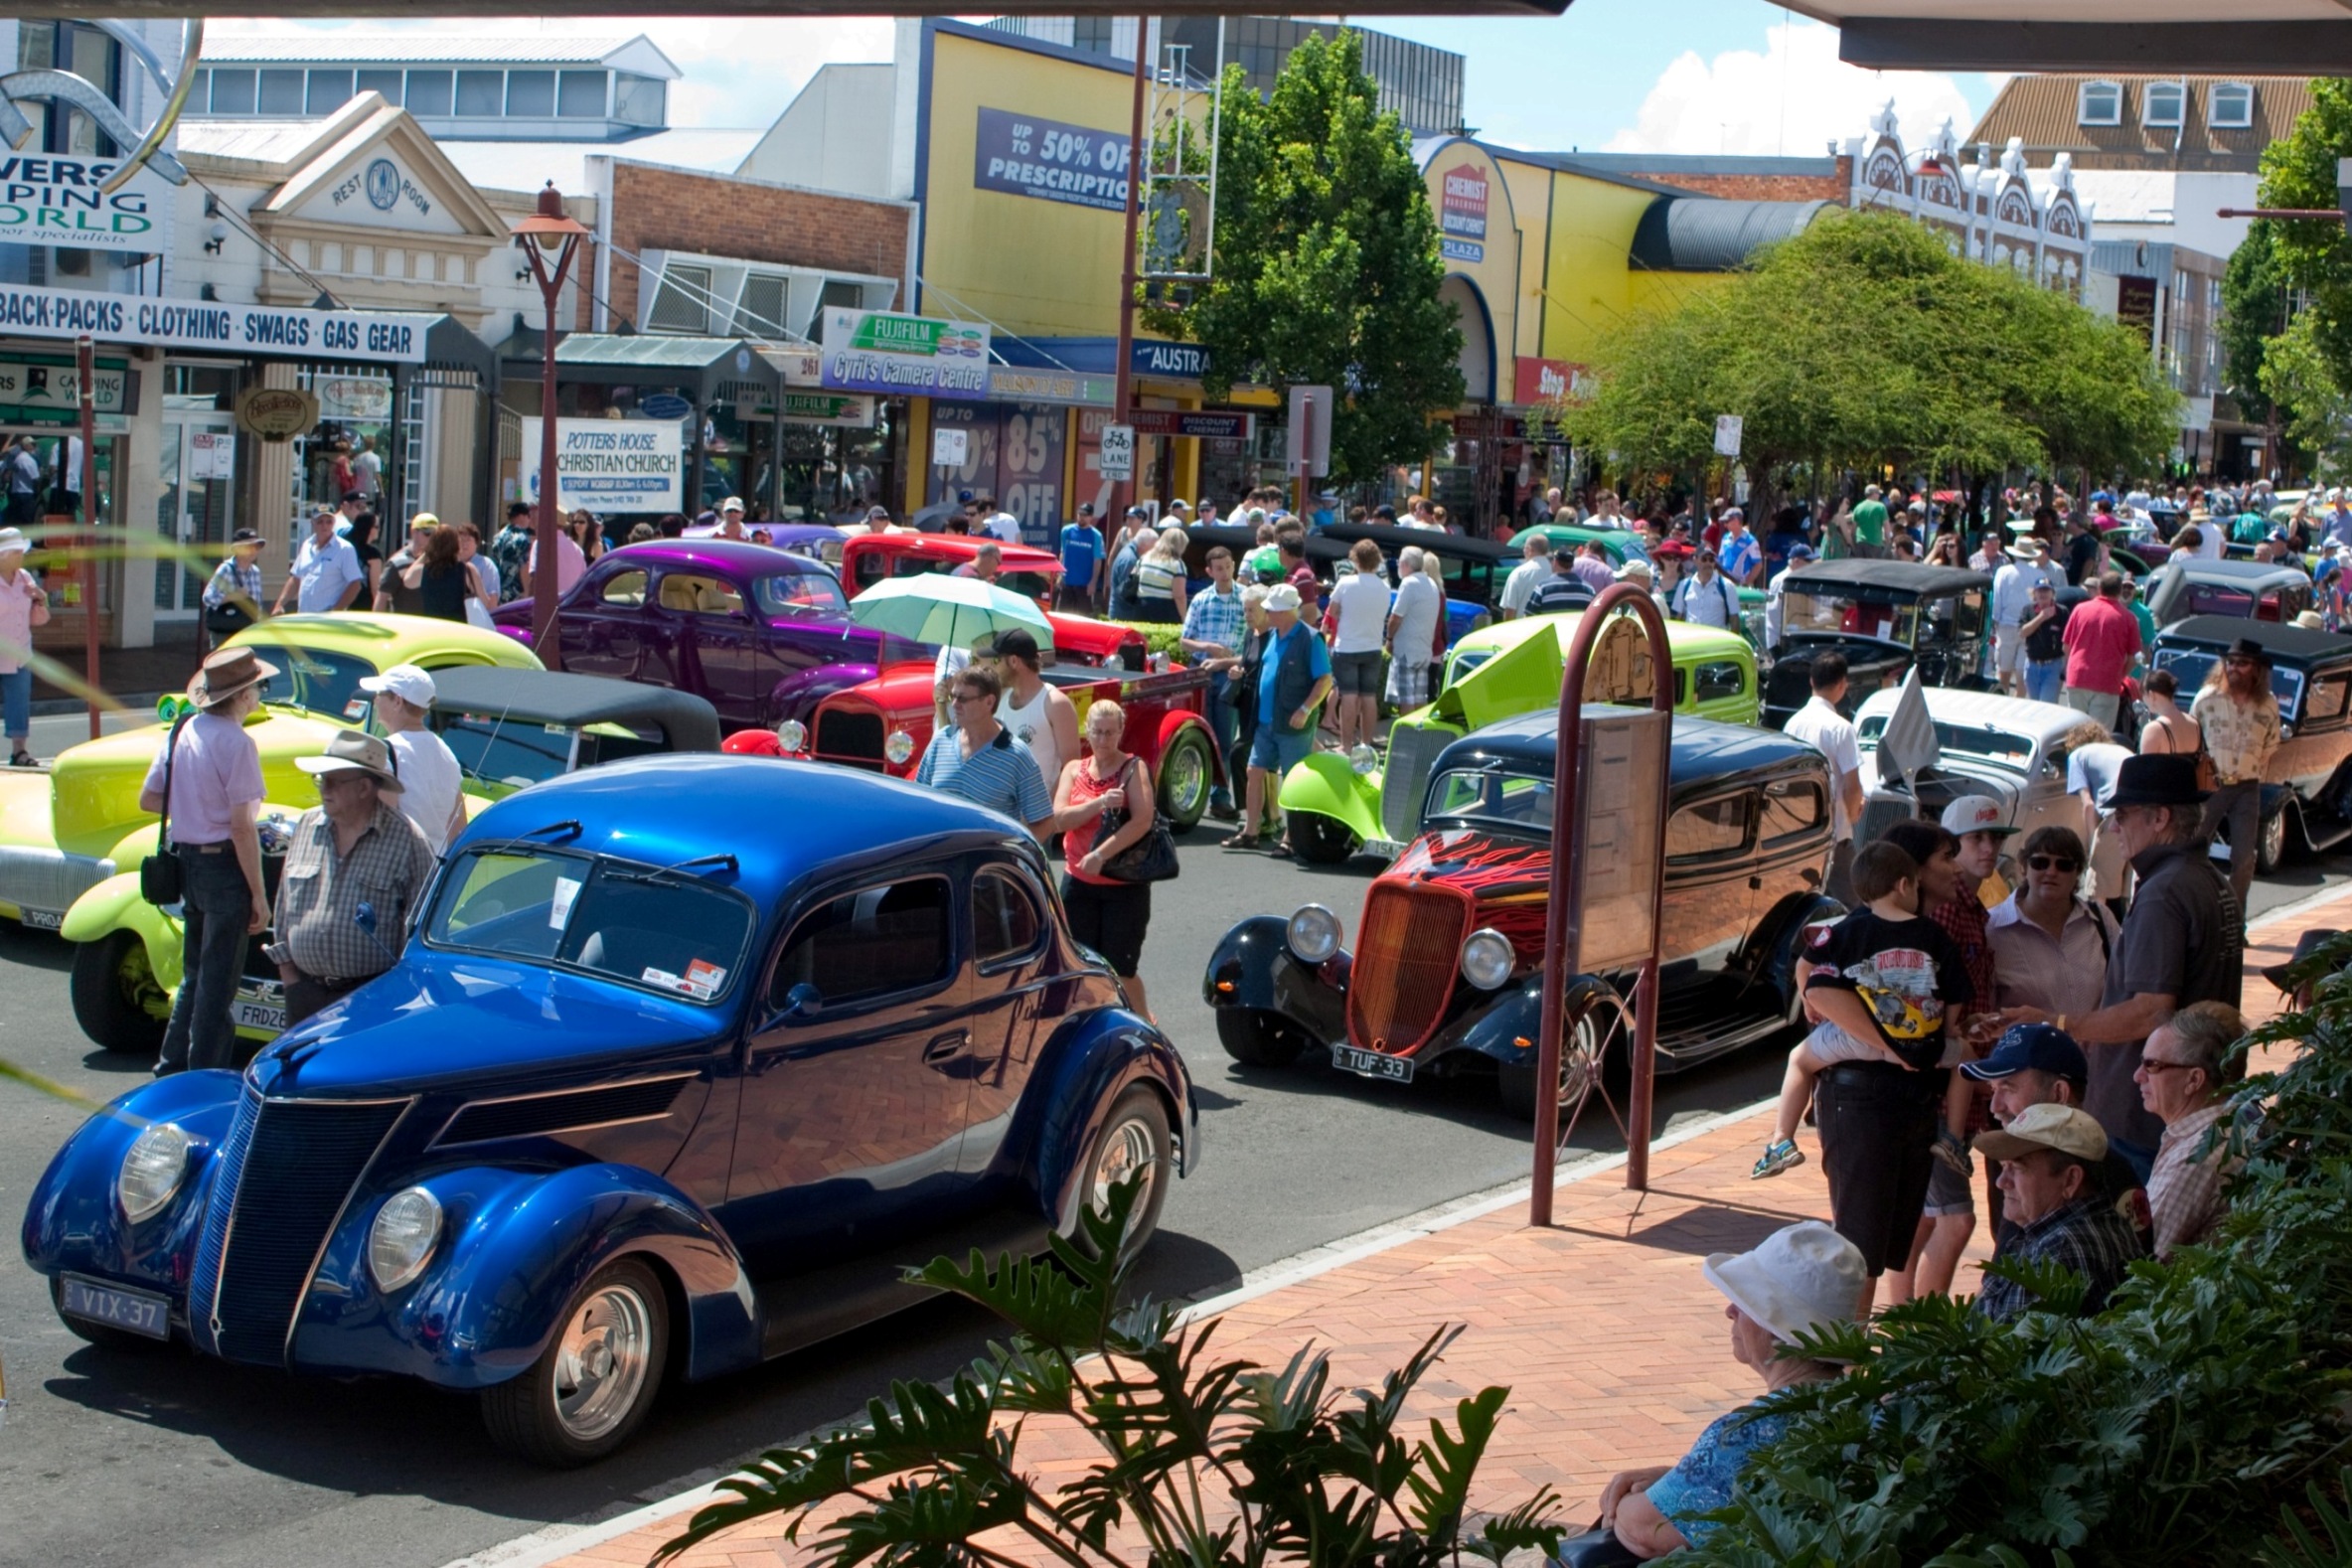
[1850,687,2103,850]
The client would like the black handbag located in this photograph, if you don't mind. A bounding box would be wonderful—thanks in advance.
[204,600,253,637]
[1556,1523,1641,1568]
[139,712,195,906]
[1097,758,1179,883]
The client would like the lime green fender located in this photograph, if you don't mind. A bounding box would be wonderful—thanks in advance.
[1277,750,1383,845]
[63,869,185,993]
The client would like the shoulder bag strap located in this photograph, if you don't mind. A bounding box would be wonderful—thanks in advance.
[157,710,194,852]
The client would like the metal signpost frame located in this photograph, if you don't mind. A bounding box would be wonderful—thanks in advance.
[1529,583,1675,1223]
[75,335,100,739]
[512,185,591,672]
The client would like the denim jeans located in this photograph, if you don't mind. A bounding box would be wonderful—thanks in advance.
[1201,681,1236,804]
[2024,659,2064,705]
[157,844,252,1075]
[0,666,28,740]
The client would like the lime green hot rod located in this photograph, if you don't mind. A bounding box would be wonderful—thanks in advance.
[1,615,544,1054]
[1276,610,1760,864]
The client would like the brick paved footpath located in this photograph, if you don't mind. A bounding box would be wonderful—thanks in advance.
[546,890,2351,1568]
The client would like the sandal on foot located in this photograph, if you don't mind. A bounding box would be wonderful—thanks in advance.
[1219,832,1261,850]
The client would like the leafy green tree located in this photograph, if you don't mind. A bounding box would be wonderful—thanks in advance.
[1142,31,1464,484]
[1554,211,2176,493]
[2257,79,2352,386]
[2220,221,2292,427]
[2260,310,2352,480]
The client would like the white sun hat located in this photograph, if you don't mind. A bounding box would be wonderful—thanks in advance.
[1701,1220,1866,1345]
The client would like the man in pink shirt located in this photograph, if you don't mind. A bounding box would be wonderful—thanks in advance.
[2060,571,2142,730]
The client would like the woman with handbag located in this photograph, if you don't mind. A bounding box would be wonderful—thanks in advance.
[400,526,484,625]
[1053,700,1166,1022]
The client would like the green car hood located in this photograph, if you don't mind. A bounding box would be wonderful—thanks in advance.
[48,708,347,859]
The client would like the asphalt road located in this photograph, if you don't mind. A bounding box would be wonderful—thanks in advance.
[1,822,2343,1568]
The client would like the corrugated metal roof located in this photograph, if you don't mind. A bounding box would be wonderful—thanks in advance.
[176,118,335,161]
[201,32,676,76]
[549,335,751,370]
[1629,197,1825,272]
[1963,75,2312,173]
[438,131,763,195]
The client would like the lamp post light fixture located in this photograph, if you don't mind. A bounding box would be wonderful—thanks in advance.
[511,182,590,671]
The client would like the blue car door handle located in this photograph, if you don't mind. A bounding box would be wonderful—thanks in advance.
[923,1030,971,1067]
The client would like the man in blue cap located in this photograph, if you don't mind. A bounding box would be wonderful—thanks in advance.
[1962,1022,2146,1245]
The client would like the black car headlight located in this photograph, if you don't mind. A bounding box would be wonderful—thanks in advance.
[116,1122,194,1223]
[1287,903,1341,964]
[1458,928,1515,991]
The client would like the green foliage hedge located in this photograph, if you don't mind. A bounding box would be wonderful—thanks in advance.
[1683,939,2352,1566]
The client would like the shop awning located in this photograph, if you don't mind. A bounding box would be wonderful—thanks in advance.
[502,331,782,405]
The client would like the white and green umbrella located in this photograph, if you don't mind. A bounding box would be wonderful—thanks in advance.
[847,573,1054,653]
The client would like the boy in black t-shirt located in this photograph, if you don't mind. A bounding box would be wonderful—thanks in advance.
[1754,842,1975,1177]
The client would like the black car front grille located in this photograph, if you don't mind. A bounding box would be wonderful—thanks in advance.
[435,1076,688,1147]
[816,710,885,770]
[203,1097,407,1365]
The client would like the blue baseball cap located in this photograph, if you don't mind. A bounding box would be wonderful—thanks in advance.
[1960,1023,2088,1085]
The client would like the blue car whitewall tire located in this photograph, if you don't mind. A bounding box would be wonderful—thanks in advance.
[480,1256,669,1467]
[1071,1085,1171,1264]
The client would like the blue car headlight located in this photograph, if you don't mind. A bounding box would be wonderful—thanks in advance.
[368,1187,444,1294]
[116,1122,194,1223]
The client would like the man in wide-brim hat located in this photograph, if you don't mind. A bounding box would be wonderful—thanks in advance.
[139,646,280,1074]
[1999,752,2240,1189]
[265,728,434,1028]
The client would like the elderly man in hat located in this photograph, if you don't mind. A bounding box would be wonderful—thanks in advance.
[2002,753,2242,1185]
[265,730,437,1027]
[273,508,367,616]
[1971,1103,2147,1321]
[1223,582,1332,854]
[200,529,266,652]
[2192,636,2282,906]
[140,648,278,1073]
[1990,536,2058,697]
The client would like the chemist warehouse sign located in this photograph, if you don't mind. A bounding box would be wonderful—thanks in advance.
[0,153,174,251]
[0,281,432,363]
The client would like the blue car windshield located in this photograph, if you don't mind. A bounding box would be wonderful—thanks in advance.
[424,846,754,1005]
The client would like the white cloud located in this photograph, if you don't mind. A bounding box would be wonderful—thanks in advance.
[1604,18,1980,158]
[205,16,896,128]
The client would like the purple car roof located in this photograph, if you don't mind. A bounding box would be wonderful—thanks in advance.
[598,539,835,575]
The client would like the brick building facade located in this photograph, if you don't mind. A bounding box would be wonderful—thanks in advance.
[586,158,915,333]
[1564,152,1853,205]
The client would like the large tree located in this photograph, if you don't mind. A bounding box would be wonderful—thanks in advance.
[1555,211,2177,492]
[2257,79,2352,387]
[1141,31,1463,484]
[2219,221,2292,428]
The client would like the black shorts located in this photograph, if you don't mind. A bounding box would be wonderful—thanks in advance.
[1060,873,1152,977]
[1814,1062,1940,1275]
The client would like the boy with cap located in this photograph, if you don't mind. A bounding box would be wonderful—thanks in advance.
[360,663,466,853]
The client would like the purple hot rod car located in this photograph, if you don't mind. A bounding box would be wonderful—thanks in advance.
[496,540,921,731]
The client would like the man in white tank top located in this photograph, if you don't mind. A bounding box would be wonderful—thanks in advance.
[991,628,1079,795]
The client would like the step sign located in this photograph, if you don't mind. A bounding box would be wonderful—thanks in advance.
[1098,422,1135,481]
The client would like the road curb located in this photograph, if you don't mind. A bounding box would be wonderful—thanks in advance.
[438,1094,1782,1568]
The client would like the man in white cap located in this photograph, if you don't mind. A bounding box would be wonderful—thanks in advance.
[267,730,436,1026]
[360,663,465,852]
[2325,488,2352,553]
[1990,536,2057,697]
[1224,582,1331,853]
[273,508,367,616]
[1971,1102,2146,1320]
[140,647,278,1073]
[714,498,748,542]
[1596,1220,1865,1556]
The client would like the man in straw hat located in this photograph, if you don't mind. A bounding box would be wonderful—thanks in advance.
[139,647,277,1074]
[1971,1102,2146,1321]
[264,730,435,1026]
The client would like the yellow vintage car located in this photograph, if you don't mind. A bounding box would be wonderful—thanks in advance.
[0,614,541,1050]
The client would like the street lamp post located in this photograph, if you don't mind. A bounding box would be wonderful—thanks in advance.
[511,183,590,671]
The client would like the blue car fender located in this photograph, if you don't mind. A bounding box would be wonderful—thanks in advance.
[1202,914,1350,1044]
[21,1070,245,1299]
[291,1162,759,1388]
[1019,1009,1197,1229]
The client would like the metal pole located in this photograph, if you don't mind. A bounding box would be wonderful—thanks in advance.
[536,279,564,671]
[1529,583,1674,1224]
[76,335,100,740]
[1111,16,1150,517]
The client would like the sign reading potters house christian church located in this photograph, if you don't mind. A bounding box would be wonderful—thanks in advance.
[0,281,434,363]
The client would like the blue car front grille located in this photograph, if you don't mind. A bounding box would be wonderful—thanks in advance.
[187,1084,262,1350]
[195,1095,408,1366]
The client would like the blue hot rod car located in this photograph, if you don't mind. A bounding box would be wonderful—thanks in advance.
[23,756,1198,1465]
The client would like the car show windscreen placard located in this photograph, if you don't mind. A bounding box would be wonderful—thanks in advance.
[519,417,684,513]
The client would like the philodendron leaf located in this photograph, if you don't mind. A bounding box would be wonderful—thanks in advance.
[1402,1385,1509,1540]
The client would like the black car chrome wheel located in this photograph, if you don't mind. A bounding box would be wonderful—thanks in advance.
[1497,986,1637,1128]
[1063,1085,1172,1263]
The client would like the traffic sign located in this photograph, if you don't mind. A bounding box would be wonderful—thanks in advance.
[931,425,969,467]
[1713,414,1744,458]
[1098,422,1135,480]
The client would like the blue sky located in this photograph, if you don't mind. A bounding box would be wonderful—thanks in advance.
[212,7,2004,156]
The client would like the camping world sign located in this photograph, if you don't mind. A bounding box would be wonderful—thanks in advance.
[0,152,175,251]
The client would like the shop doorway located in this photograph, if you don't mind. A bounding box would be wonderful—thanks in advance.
[156,415,235,617]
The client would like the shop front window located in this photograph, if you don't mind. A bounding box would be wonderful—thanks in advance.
[293,368,395,519]
[777,402,897,525]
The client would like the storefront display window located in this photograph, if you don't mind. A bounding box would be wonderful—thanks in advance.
[925,400,1067,547]
[293,366,394,517]
[776,400,897,525]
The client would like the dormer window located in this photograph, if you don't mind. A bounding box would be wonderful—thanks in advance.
[2210,82,2254,129]
[2079,80,2121,126]
[2143,81,2185,128]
